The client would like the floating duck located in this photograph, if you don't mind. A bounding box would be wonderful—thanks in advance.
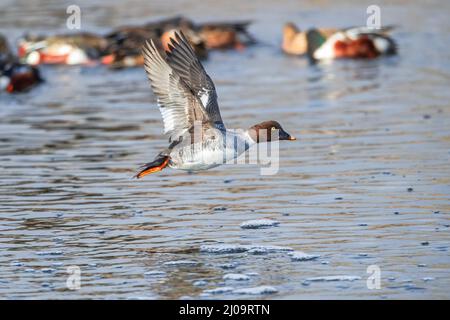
[1,34,42,93]
[282,22,337,55]
[105,17,256,68]
[18,32,108,65]
[103,26,160,68]
[135,32,295,178]
[148,16,255,50]
[196,20,256,50]
[105,17,208,68]
[307,26,397,61]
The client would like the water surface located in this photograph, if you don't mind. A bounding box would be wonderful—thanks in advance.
[0,0,449,299]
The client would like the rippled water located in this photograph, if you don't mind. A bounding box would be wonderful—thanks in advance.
[1,0,449,299]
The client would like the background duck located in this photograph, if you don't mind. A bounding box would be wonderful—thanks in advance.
[18,32,109,65]
[282,22,336,55]
[196,20,256,50]
[307,26,397,61]
[103,26,161,68]
[1,34,42,93]
[147,16,256,50]
[104,17,208,68]
[282,22,395,57]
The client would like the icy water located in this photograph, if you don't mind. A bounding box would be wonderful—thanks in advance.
[1,0,450,299]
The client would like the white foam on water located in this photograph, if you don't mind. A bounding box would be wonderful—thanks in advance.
[249,245,293,253]
[203,286,235,294]
[200,244,250,254]
[223,273,250,281]
[193,280,208,286]
[240,219,280,229]
[306,275,361,282]
[289,251,320,261]
[163,260,199,266]
[233,286,278,295]
[200,244,293,254]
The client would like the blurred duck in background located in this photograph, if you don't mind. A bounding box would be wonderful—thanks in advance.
[18,32,108,65]
[103,25,162,68]
[282,22,336,55]
[105,16,208,68]
[13,16,255,69]
[307,26,397,61]
[105,16,256,68]
[1,34,42,93]
[282,22,396,61]
[195,20,256,50]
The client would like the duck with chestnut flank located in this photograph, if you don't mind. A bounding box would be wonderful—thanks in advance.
[1,34,42,93]
[307,26,397,61]
[18,32,108,65]
[282,22,337,56]
[135,31,295,178]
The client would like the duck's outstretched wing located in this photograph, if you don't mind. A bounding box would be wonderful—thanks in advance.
[165,31,224,129]
[142,39,210,141]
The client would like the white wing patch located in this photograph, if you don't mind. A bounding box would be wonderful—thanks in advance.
[199,88,209,108]
[159,105,175,134]
[313,32,345,60]
[373,37,389,53]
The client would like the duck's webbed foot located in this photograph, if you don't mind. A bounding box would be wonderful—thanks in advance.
[134,155,170,179]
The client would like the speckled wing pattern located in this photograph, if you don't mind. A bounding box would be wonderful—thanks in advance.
[142,39,210,141]
[165,31,225,129]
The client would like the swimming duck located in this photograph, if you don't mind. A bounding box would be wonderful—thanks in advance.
[307,27,397,61]
[283,22,396,57]
[282,22,336,55]
[103,26,160,68]
[18,32,108,65]
[1,34,42,93]
[0,62,43,93]
[147,16,255,50]
[105,20,208,68]
[196,21,256,50]
[135,32,295,178]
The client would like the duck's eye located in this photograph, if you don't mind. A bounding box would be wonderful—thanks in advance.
[271,127,276,131]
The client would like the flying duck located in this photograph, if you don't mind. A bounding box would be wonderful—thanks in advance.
[135,31,295,178]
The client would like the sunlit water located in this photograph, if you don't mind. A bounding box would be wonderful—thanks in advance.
[1,0,449,299]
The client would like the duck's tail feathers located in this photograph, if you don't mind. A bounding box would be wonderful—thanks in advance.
[134,155,170,179]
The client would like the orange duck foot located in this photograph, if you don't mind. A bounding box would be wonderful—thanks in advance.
[135,156,170,179]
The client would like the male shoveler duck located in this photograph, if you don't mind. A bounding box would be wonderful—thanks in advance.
[1,34,42,93]
[307,26,397,61]
[135,32,295,178]
[18,32,108,65]
[282,22,337,55]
